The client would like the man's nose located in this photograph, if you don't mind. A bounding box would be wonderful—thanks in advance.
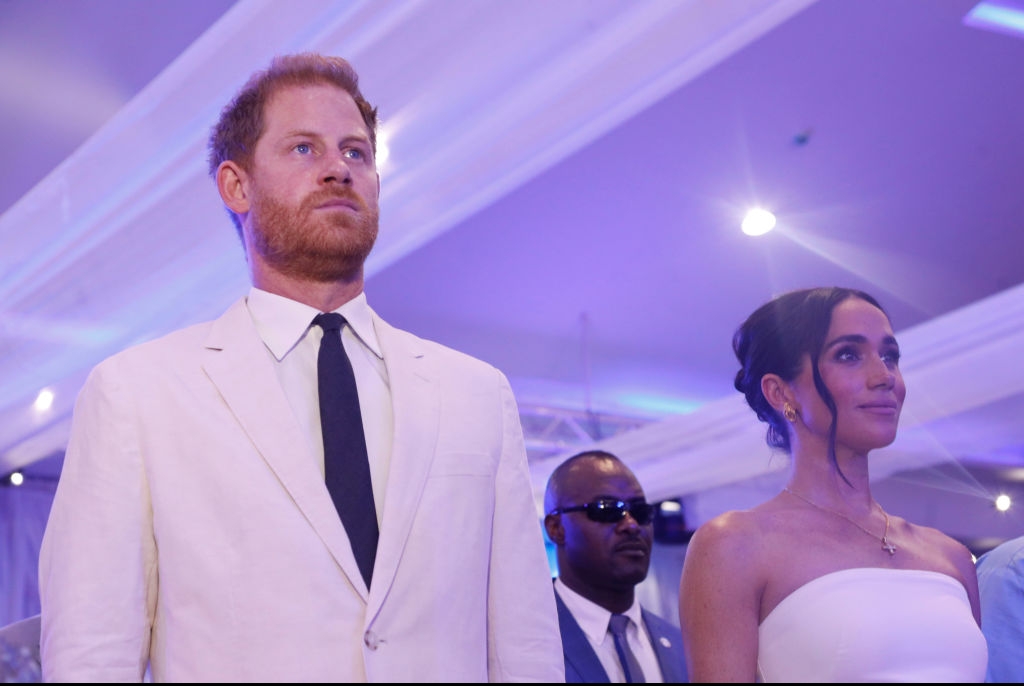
[617,512,642,531]
[319,152,353,185]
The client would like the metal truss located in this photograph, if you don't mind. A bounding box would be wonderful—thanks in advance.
[517,403,654,463]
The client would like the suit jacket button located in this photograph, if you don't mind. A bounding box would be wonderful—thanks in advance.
[364,630,381,650]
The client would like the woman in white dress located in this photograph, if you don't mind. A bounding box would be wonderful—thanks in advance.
[678,287,986,682]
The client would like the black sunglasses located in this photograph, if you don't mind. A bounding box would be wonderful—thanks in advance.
[548,498,655,525]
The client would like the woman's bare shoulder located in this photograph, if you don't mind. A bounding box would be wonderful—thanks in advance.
[902,518,976,568]
[686,501,783,562]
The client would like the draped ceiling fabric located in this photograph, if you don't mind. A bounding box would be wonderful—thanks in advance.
[4,0,1024,628]
[0,0,818,629]
[6,0,1024,634]
[0,0,819,490]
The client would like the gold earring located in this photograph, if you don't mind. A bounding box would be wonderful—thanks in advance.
[783,403,798,423]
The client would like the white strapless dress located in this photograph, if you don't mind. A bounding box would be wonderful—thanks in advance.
[757,568,987,682]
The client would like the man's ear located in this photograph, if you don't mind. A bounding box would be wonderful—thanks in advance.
[761,373,792,415]
[216,160,251,215]
[543,514,564,546]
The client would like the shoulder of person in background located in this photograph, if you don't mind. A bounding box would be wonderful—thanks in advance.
[976,535,1024,683]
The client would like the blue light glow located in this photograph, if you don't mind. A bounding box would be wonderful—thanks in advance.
[964,1,1024,38]
[617,394,703,416]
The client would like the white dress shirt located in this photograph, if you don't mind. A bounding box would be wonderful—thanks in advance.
[246,287,393,524]
[555,577,665,682]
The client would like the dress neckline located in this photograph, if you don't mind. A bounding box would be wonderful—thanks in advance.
[762,567,965,627]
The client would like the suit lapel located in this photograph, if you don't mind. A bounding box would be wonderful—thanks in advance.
[202,298,369,597]
[642,609,688,683]
[365,315,440,611]
[555,589,611,682]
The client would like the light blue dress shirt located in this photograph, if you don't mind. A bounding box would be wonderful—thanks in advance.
[976,535,1024,683]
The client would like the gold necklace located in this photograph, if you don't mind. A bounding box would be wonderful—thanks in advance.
[783,487,897,556]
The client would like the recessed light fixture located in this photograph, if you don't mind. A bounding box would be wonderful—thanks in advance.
[995,493,1012,511]
[659,500,682,514]
[741,208,776,236]
[34,388,55,412]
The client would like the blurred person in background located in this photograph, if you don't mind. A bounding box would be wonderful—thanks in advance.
[545,450,687,683]
[976,534,1024,682]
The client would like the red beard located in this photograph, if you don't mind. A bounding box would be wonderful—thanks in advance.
[249,185,379,283]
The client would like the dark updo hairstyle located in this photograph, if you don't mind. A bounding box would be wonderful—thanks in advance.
[732,287,888,476]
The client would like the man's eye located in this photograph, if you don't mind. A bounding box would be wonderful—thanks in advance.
[295,143,312,154]
[344,148,364,160]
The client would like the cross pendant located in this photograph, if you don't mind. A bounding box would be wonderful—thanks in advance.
[882,538,897,555]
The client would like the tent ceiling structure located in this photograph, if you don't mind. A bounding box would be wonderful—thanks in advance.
[2,0,1023,532]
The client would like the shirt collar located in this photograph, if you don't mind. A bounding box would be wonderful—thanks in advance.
[247,287,383,361]
[554,577,644,643]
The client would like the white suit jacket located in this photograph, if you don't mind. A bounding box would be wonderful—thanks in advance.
[38,297,564,682]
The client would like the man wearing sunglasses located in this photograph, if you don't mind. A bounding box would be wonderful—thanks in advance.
[544,450,688,683]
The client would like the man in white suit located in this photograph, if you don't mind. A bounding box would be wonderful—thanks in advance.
[38,53,564,682]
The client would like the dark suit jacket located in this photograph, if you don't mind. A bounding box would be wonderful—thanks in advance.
[554,587,688,682]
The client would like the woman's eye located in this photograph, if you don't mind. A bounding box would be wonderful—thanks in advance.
[882,349,901,366]
[835,347,859,362]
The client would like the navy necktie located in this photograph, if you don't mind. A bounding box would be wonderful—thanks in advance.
[314,312,378,588]
[609,614,645,683]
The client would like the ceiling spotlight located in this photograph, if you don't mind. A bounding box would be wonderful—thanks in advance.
[35,388,55,412]
[741,208,776,236]
[995,493,1012,512]
[8,471,24,487]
